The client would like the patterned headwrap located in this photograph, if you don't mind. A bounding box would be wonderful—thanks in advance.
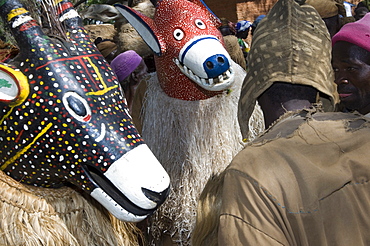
[237,0,339,138]
[236,20,252,32]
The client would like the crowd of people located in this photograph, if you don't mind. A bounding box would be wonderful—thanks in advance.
[90,0,370,244]
[48,0,370,244]
[191,0,370,245]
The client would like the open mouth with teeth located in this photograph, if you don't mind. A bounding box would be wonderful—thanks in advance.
[174,58,235,92]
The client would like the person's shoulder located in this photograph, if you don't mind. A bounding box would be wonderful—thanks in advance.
[226,111,370,185]
[254,111,370,143]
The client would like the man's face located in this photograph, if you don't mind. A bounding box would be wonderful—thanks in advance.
[332,41,370,114]
[236,29,249,39]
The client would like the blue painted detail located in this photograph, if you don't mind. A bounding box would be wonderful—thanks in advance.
[199,0,218,19]
[203,54,229,78]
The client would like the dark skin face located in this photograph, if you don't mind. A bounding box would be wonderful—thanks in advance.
[257,82,316,128]
[332,41,370,115]
[258,95,312,128]
[236,29,249,39]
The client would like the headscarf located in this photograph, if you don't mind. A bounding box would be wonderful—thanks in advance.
[332,12,370,52]
[110,50,143,82]
[235,20,252,32]
[251,15,266,29]
[237,0,339,138]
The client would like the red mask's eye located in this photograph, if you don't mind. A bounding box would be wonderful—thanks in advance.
[195,19,206,29]
[173,28,184,41]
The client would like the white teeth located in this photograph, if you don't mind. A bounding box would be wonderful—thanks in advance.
[225,70,231,77]
[174,58,233,90]
[189,69,194,79]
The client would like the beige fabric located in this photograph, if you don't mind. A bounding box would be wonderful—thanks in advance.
[97,41,117,58]
[223,35,247,70]
[238,0,339,138]
[305,0,341,18]
[218,111,370,245]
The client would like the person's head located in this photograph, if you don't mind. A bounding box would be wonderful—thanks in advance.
[354,6,369,20]
[306,0,343,37]
[219,18,236,36]
[218,25,233,36]
[96,40,118,64]
[235,20,252,39]
[110,50,147,86]
[238,0,338,137]
[322,15,341,38]
[251,15,265,36]
[332,13,370,114]
[357,1,370,10]
[258,82,318,127]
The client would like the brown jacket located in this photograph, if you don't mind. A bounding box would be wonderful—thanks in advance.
[218,111,370,245]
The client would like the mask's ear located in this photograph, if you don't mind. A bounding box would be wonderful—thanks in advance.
[114,4,166,56]
[0,63,29,106]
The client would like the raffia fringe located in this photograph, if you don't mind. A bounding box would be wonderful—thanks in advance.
[141,62,264,245]
[0,170,141,246]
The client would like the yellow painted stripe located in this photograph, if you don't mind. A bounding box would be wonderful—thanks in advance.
[86,85,118,96]
[83,57,118,96]
[0,107,14,125]
[1,122,53,170]
[7,8,28,21]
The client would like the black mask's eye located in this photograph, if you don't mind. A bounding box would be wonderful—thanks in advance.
[63,92,92,122]
[67,95,87,117]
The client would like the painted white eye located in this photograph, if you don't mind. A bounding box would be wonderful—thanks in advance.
[195,19,206,29]
[173,29,184,41]
[63,91,92,122]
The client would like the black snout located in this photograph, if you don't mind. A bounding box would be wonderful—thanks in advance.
[142,187,170,206]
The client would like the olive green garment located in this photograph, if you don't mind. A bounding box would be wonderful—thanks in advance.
[219,111,370,245]
[238,0,339,138]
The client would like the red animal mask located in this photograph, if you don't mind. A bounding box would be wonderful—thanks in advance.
[115,0,235,100]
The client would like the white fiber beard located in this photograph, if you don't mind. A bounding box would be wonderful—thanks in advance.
[141,62,247,245]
